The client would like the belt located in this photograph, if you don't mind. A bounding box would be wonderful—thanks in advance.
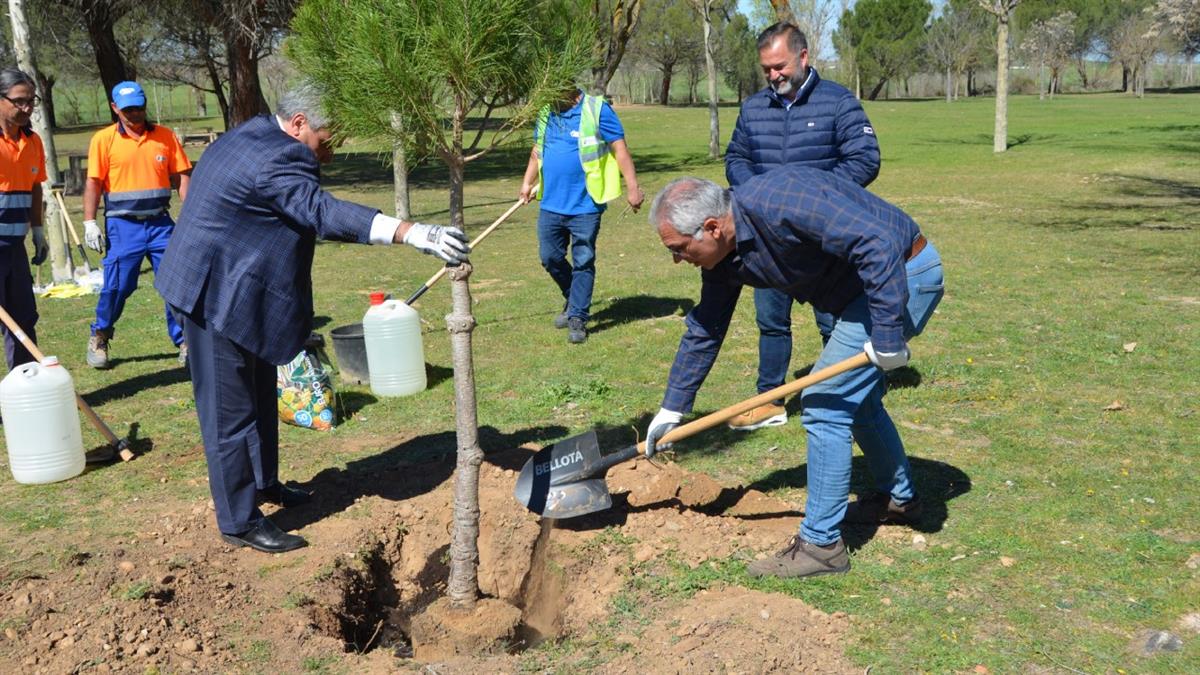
[907,233,927,261]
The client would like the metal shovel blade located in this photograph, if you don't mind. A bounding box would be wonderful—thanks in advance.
[514,430,640,519]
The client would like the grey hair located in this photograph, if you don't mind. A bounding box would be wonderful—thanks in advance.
[276,83,329,131]
[648,177,732,238]
[0,68,36,98]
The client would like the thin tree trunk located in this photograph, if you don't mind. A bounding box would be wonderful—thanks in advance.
[36,72,55,128]
[702,0,719,158]
[1075,56,1089,89]
[945,67,952,103]
[8,0,69,282]
[445,263,482,610]
[390,111,410,220]
[867,78,887,101]
[592,0,641,95]
[993,15,1010,153]
[202,55,229,125]
[659,67,673,105]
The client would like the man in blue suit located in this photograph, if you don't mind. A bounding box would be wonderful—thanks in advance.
[156,85,469,553]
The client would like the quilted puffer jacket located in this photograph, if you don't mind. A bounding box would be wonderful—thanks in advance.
[725,69,880,188]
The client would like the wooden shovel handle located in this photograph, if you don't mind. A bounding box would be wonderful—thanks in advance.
[0,303,132,459]
[54,191,84,247]
[637,352,873,455]
[404,186,537,305]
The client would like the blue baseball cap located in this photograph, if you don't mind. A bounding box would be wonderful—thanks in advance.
[111,81,146,110]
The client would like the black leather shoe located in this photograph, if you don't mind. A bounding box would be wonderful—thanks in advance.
[257,482,312,507]
[220,518,307,553]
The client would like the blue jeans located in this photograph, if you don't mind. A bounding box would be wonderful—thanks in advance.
[537,210,601,322]
[798,242,945,545]
[91,214,184,346]
[755,289,836,402]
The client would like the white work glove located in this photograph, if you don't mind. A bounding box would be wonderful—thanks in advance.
[403,222,469,264]
[644,408,683,459]
[83,219,104,252]
[30,226,48,265]
[864,341,911,371]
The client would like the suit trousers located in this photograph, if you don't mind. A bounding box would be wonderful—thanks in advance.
[177,308,280,534]
[0,243,39,369]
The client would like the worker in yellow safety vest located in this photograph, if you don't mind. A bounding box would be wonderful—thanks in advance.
[519,87,642,344]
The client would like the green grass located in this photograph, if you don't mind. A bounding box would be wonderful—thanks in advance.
[3,91,1199,672]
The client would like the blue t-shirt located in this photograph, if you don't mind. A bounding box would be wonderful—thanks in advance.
[535,97,625,216]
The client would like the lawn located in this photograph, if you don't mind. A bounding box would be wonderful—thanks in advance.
[2,91,1198,672]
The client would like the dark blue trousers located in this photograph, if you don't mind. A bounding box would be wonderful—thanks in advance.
[92,214,183,346]
[0,243,38,369]
[177,308,279,534]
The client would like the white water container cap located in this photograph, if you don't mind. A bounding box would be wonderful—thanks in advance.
[40,356,59,367]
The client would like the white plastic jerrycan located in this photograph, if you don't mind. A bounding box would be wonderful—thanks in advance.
[1,356,85,484]
[363,292,427,397]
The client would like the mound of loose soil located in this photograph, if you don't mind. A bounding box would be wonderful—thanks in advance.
[0,445,855,673]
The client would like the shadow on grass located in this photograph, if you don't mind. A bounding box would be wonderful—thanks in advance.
[272,424,567,532]
[590,295,694,334]
[1035,173,1200,231]
[82,363,190,408]
[743,455,972,542]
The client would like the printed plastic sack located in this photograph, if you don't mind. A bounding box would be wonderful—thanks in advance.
[277,334,339,431]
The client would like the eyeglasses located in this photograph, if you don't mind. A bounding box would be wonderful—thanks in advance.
[3,95,40,110]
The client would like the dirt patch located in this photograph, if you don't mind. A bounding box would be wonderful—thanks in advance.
[0,447,853,673]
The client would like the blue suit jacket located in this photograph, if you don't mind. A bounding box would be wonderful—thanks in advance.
[156,115,378,364]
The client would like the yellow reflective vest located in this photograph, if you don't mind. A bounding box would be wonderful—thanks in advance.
[535,94,622,205]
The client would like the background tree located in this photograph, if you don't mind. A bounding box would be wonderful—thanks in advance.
[1153,0,1200,84]
[1105,4,1161,96]
[978,0,1021,153]
[592,0,642,94]
[7,0,69,282]
[718,11,762,102]
[1019,11,1076,98]
[54,0,130,116]
[194,0,295,126]
[632,0,702,104]
[751,0,839,66]
[1015,0,1121,90]
[836,0,932,100]
[689,0,724,158]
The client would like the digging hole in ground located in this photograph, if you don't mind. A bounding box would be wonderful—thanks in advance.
[306,516,569,661]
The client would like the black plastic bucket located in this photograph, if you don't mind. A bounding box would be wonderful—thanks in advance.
[330,323,369,385]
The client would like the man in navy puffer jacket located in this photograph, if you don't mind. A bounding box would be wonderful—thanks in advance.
[724,22,881,432]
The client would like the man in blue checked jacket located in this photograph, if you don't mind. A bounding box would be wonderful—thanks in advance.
[157,85,468,554]
[724,22,881,432]
[643,167,944,579]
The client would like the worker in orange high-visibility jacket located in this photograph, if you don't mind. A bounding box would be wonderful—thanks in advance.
[0,68,49,370]
[82,81,192,369]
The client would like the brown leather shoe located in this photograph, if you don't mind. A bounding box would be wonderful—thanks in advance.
[843,492,923,526]
[746,536,849,578]
[727,402,787,431]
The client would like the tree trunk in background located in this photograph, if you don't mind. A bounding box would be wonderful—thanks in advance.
[592,0,641,95]
[867,78,887,100]
[445,263,483,610]
[702,0,719,159]
[8,0,70,282]
[77,0,129,122]
[1122,65,1129,93]
[992,13,1010,152]
[1075,57,1089,89]
[767,0,795,23]
[36,72,56,127]
[224,26,268,127]
[203,55,230,124]
[659,68,673,105]
[391,111,410,221]
[945,67,952,103]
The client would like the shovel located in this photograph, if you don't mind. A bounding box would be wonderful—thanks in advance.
[54,191,93,276]
[514,351,872,519]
